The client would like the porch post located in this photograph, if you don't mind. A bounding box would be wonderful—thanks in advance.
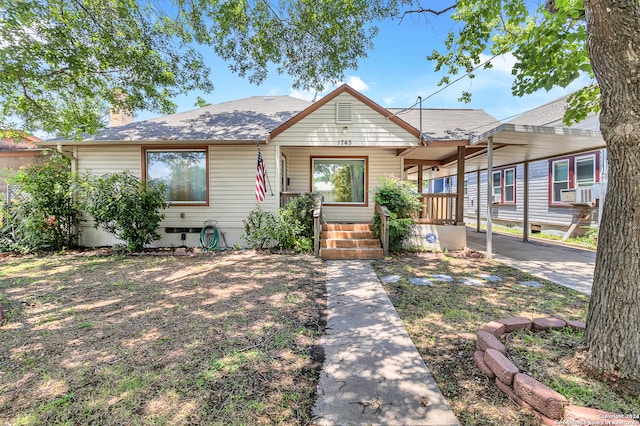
[456,146,465,224]
[275,144,281,208]
[476,169,481,232]
[523,161,530,242]
[417,165,423,193]
[486,136,494,258]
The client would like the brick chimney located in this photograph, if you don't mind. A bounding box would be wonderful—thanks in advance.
[109,92,134,127]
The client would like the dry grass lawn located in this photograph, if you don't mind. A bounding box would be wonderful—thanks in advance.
[2,249,638,426]
[0,252,326,426]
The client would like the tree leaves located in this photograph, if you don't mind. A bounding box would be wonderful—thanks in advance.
[0,0,212,138]
[423,0,596,122]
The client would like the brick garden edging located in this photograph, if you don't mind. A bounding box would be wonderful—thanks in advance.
[474,316,640,426]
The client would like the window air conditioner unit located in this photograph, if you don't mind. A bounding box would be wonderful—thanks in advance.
[561,187,594,206]
[492,194,501,204]
[575,186,594,206]
[560,189,576,203]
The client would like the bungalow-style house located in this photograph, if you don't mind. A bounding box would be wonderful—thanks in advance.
[39,84,606,258]
[0,134,44,196]
[426,95,606,239]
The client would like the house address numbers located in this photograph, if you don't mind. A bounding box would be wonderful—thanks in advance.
[337,139,352,146]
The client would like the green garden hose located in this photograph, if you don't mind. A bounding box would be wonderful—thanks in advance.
[199,223,219,251]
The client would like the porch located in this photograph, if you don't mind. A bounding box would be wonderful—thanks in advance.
[281,191,466,258]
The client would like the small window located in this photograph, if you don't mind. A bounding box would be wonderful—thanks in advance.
[145,149,208,205]
[575,155,595,187]
[463,178,468,196]
[492,171,502,203]
[491,168,516,204]
[552,159,569,203]
[549,152,599,205]
[504,168,515,203]
[311,157,367,205]
[336,102,352,124]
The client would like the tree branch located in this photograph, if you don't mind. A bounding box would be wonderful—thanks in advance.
[402,3,459,17]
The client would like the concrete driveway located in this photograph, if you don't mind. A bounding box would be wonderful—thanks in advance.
[465,229,596,295]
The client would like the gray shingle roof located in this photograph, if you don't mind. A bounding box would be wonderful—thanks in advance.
[48,91,503,144]
[507,94,600,131]
[78,96,312,142]
[388,108,500,141]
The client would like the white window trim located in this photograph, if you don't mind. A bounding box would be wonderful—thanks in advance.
[492,170,502,203]
[575,154,596,187]
[503,168,516,203]
[552,158,570,204]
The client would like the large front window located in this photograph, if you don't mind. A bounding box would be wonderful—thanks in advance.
[145,149,208,204]
[311,157,367,205]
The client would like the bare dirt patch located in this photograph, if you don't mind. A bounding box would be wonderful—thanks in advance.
[0,252,326,425]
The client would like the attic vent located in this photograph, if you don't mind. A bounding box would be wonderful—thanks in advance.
[336,102,352,123]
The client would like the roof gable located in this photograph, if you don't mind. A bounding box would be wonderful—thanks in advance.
[269,84,420,140]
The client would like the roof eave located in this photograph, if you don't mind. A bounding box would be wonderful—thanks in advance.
[37,138,269,147]
[470,123,603,145]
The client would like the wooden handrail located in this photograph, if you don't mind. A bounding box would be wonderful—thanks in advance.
[280,192,301,207]
[416,193,458,225]
[313,195,323,256]
[375,203,391,257]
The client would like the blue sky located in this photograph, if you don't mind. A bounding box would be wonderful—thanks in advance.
[137,12,591,123]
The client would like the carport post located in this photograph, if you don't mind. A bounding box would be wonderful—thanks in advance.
[456,147,465,224]
[476,169,481,232]
[486,136,493,258]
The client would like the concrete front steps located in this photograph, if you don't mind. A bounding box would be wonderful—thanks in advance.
[320,223,383,260]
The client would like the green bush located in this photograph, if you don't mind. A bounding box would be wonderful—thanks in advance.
[85,171,168,252]
[372,176,420,252]
[242,193,319,252]
[2,151,82,252]
[242,205,277,250]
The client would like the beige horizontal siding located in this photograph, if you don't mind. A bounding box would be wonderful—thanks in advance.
[275,92,419,147]
[77,146,142,177]
[75,144,278,248]
[283,146,402,222]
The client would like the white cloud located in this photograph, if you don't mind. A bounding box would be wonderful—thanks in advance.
[287,76,370,102]
[479,53,517,74]
[288,89,319,101]
[343,76,370,92]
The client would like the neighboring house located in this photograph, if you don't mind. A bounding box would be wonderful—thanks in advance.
[431,95,606,236]
[39,85,605,253]
[0,134,44,196]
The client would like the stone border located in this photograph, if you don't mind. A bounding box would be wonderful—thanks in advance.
[475,316,639,425]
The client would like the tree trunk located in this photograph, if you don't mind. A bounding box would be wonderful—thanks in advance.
[583,0,640,381]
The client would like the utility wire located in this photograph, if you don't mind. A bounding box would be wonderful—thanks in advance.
[387,53,502,119]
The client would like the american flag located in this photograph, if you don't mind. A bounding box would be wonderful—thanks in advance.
[256,150,266,202]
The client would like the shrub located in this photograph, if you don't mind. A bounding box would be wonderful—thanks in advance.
[241,205,277,250]
[372,176,421,252]
[85,171,168,252]
[2,151,82,252]
[242,193,319,252]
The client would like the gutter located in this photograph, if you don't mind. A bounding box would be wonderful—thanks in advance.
[469,123,603,145]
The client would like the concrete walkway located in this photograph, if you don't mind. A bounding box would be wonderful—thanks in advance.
[313,260,460,426]
[465,229,596,295]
